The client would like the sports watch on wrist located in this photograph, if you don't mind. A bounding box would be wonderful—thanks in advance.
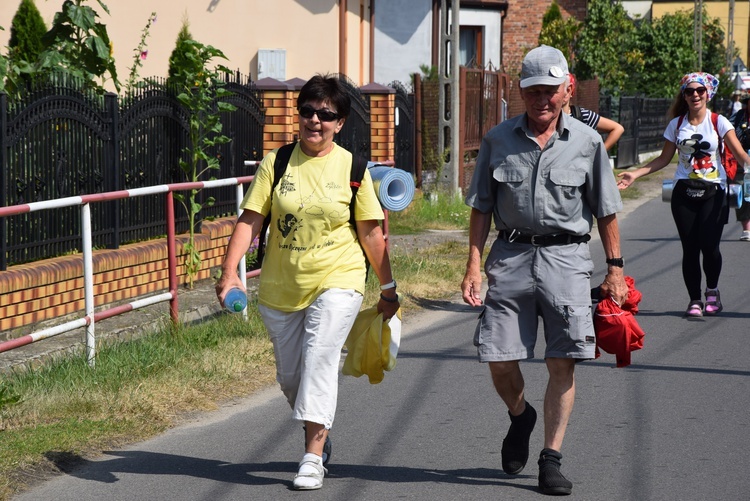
[606,257,624,268]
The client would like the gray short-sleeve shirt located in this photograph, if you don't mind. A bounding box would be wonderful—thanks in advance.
[465,112,622,235]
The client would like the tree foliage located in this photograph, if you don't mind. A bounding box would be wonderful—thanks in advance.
[635,8,728,98]
[38,0,120,91]
[168,20,195,84]
[8,0,47,66]
[539,14,581,69]
[538,0,731,98]
[542,0,562,25]
[575,0,642,95]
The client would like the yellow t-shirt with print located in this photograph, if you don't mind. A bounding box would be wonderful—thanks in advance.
[241,143,384,312]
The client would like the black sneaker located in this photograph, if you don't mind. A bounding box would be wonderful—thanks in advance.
[538,448,572,496]
[501,402,537,474]
[322,435,332,465]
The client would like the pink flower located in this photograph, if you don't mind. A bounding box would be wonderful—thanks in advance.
[140,50,148,60]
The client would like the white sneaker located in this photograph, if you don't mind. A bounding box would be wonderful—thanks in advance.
[741,230,750,241]
[293,454,327,490]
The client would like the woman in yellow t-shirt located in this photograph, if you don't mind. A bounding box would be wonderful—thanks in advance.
[216,74,399,491]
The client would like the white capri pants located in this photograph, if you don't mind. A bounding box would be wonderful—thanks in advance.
[258,288,363,429]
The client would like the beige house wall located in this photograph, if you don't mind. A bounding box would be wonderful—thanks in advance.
[0,0,372,87]
[652,2,750,69]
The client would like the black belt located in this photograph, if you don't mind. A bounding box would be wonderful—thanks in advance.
[500,230,590,246]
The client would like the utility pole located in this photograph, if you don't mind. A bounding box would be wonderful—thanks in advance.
[694,0,703,71]
[438,0,460,195]
[727,0,735,69]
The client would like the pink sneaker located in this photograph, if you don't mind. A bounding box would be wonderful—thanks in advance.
[704,289,723,315]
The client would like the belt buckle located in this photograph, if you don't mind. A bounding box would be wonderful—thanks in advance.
[530,234,542,246]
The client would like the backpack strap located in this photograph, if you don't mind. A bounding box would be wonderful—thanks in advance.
[710,112,726,158]
[349,154,368,226]
[255,141,296,266]
[349,154,371,276]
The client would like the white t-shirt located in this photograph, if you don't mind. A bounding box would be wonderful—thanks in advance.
[664,112,733,184]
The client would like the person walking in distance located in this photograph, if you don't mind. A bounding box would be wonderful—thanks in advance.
[617,72,750,317]
[461,45,627,496]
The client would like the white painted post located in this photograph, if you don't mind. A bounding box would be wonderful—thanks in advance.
[81,203,96,367]
[236,183,248,320]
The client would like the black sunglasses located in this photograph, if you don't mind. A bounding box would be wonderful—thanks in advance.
[684,87,707,97]
[298,105,340,122]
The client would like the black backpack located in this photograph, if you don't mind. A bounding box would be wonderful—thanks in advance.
[255,141,369,265]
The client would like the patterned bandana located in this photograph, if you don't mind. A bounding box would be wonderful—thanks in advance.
[679,72,719,100]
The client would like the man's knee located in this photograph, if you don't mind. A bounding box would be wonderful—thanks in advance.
[489,360,520,377]
[545,357,575,382]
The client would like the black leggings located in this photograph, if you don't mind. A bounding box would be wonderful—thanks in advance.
[670,182,727,301]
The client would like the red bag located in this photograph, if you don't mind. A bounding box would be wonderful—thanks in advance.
[593,276,645,368]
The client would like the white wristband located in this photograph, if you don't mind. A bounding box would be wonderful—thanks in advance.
[380,280,397,290]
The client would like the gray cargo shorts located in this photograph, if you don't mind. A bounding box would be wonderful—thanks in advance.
[473,237,597,362]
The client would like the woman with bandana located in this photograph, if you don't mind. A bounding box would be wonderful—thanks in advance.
[617,72,750,317]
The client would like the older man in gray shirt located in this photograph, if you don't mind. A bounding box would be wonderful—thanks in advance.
[461,45,628,496]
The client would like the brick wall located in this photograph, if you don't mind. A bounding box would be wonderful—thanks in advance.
[502,0,588,78]
[0,219,235,337]
[258,78,396,162]
[362,83,395,162]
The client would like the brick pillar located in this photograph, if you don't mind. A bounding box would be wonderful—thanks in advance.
[255,77,296,155]
[502,0,588,78]
[360,82,395,162]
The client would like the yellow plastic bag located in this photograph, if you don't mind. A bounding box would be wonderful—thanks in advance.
[342,306,401,384]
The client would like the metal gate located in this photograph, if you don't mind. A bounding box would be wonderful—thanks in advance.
[616,96,638,169]
[390,81,415,173]
[333,74,371,159]
[615,96,672,169]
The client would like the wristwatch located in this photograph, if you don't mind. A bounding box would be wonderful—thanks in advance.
[380,280,397,290]
[606,257,624,268]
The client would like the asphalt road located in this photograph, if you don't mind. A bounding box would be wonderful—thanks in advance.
[14,194,750,501]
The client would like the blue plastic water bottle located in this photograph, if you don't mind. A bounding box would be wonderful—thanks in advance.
[744,166,750,202]
[224,287,247,313]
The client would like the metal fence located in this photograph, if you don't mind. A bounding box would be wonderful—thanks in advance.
[390,80,416,174]
[459,67,507,190]
[615,96,672,169]
[333,73,371,160]
[0,73,265,270]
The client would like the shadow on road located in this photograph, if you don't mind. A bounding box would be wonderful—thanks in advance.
[45,450,540,493]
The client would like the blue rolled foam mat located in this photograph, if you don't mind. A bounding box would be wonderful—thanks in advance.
[367,165,415,212]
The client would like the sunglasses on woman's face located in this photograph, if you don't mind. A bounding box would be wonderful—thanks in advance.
[298,105,339,122]
[684,87,708,97]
